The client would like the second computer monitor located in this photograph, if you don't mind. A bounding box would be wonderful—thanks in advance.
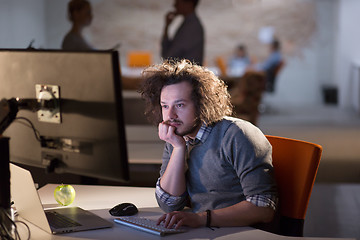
[0,49,129,183]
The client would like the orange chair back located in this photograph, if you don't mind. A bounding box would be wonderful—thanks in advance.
[215,56,227,76]
[266,135,322,220]
[127,51,152,68]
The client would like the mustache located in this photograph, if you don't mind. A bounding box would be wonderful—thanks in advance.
[163,119,182,125]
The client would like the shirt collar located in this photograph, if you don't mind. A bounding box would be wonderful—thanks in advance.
[184,122,212,145]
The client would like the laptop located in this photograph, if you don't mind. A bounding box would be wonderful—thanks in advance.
[9,163,113,234]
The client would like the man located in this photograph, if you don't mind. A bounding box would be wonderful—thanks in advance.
[161,0,204,65]
[139,60,277,229]
[62,0,94,51]
[255,39,283,92]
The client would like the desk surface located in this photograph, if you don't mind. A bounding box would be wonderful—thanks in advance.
[15,184,355,240]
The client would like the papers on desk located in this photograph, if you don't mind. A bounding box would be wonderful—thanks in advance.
[227,65,246,77]
[207,66,246,78]
[121,66,144,77]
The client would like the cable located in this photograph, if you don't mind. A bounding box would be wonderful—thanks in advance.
[14,117,41,142]
[14,117,57,148]
[14,220,30,240]
[0,208,13,240]
[0,207,30,240]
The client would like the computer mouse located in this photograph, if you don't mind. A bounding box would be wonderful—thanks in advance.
[109,203,138,216]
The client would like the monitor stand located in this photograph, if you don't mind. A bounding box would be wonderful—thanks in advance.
[0,137,12,233]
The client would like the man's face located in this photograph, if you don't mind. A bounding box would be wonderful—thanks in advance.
[174,0,188,15]
[74,4,93,26]
[160,81,200,137]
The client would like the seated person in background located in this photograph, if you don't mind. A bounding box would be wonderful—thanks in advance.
[228,44,250,77]
[139,59,278,229]
[254,39,283,92]
[62,0,94,51]
[256,39,282,72]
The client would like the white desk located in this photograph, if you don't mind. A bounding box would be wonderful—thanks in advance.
[15,184,355,240]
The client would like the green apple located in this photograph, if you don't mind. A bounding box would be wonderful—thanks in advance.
[54,184,76,206]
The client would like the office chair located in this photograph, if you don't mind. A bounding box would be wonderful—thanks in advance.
[265,60,285,93]
[230,71,266,125]
[215,56,227,76]
[127,51,152,68]
[258,60,286,114]
[265,135,322,237]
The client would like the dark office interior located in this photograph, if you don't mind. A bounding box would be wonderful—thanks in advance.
[1,0,359,239]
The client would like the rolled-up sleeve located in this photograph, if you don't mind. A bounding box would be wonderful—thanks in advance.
[246,194,278,211]
[155,178,188,213]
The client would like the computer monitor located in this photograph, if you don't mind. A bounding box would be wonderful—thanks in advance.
[0,49,129,183]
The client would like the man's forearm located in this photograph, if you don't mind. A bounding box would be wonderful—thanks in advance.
[207,201,275,227]
[159,147,187,196]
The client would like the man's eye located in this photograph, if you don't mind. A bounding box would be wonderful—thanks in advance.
[161,105,168,109]
[176,104,184,108]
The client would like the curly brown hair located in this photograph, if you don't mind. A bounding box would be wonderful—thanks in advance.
[139,59,233,126]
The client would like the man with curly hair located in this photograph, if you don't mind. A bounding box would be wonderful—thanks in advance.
[139,59,277,230]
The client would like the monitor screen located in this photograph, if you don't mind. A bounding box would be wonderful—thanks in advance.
[0,49,129,183]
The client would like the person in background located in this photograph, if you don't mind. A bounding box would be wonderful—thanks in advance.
[228,44,251,77]
[62,0,94,51]
[139,59,278,229]
[255,39,283,92]
[161,0,204,65]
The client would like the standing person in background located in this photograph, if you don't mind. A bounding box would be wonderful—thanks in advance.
[161,0,204,65]
[62,0,94,51]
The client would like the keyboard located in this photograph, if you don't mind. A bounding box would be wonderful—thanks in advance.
[114,216,187,236]
[45,211,81,229]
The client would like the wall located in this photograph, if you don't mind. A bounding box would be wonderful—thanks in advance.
[336,0,360,109]
[0,0,342,108]
[0,0,45,49]
[44,0,69,50]
[266,0,337,106]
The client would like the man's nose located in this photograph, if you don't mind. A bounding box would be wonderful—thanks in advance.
[168,106,177,119]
